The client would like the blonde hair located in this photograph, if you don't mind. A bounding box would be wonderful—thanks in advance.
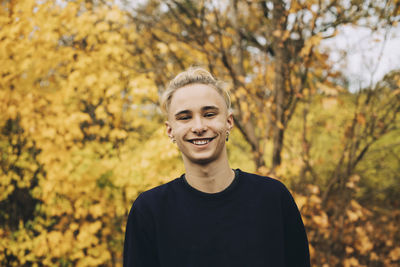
[160,67,231,114]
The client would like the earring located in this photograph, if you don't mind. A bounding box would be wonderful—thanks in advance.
[172,138,176,143]
[226,131,229,142]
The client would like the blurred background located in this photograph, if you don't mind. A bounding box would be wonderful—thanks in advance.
[1,0,399,266]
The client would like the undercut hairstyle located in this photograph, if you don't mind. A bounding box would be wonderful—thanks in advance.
[160,67,231,115]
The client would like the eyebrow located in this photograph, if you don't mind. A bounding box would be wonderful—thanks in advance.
[202,106,219,112]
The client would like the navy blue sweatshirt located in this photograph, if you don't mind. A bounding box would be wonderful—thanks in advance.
[124,169,310,267]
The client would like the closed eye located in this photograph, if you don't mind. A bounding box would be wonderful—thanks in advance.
[204,112,216,117]
[177,115,191,120]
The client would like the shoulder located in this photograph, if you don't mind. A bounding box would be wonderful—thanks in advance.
[238,170,302,217]
[130,177,182,214]
[238,169,289,194]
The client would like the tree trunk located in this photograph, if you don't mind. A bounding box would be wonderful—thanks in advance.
[271,0,287,170]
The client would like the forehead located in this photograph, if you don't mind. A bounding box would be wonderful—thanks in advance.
[168,84,227,114]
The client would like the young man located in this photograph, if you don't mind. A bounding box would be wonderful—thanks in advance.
[124,67,310,267]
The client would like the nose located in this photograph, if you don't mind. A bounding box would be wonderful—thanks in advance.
[191,115,207,135]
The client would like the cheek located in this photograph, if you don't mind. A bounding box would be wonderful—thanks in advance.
[211,121,228,133]
[172,124,190,136]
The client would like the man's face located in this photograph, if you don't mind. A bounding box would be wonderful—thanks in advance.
[166,84,233,165]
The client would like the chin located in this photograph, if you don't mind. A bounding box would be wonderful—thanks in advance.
[191,157,215,165]
[184,152,222,165]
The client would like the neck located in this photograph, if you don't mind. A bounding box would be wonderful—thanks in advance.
[183,152,234,193]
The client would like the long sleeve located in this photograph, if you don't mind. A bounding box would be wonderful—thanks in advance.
[281,186,311,267]
[123,201,159,267]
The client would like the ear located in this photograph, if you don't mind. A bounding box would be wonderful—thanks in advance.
[226,112,234,131]
[165,121,173,138]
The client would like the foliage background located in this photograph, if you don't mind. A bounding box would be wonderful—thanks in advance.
[1,0,399,266]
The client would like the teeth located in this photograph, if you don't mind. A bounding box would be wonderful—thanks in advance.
[192,139,209,145]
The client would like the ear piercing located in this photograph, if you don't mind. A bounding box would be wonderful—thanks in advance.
[169,136,176,143]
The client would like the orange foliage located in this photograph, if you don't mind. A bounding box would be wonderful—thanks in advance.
[294,183,400,267]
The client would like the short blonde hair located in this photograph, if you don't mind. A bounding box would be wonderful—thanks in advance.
[160,67,231,114]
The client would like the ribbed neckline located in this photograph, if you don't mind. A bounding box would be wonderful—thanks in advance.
[180,169,241,200]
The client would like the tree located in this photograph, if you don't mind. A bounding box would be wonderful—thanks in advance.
[0,0,161,265]
[1,0,399,266]
[126,0,397,171]
[293,69,400,266]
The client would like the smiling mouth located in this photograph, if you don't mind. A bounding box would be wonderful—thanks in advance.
[188,137,216,145]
